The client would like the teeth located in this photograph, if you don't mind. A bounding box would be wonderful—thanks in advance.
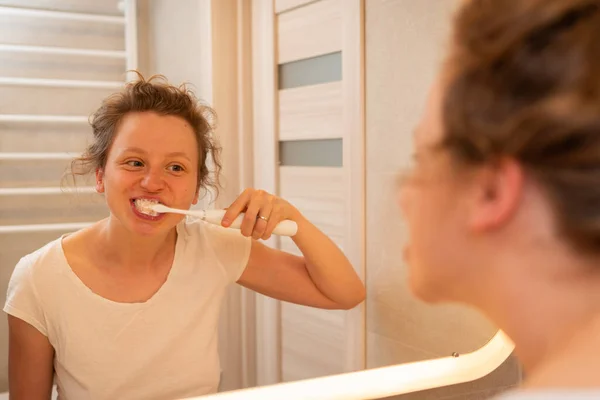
[134,199,159,216]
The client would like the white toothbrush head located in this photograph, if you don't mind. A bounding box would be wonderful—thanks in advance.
[134,199,165,216]
[150,203,170,213]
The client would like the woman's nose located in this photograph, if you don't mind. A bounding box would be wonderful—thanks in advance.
[140,169,165,192]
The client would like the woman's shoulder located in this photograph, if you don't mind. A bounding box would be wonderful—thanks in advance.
[14,236,64,276]
[5,236,65,314]
[9,222,104,291]
[23,222,100,275]
[6,236,66,302]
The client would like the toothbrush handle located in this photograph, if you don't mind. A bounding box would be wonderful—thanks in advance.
[227,214,298,237]
[199,210,298,237]
[271,220,298,237]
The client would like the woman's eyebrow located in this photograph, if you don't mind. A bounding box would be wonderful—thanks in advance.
[120,147,191,161]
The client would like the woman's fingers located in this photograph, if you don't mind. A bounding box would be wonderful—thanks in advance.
[240,190,268,237]
[224,189,295,240]
[222,189,253,227]
[253,201,273,240]
[261,204,282,240]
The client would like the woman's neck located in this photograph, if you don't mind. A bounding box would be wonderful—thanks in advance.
[475,248,600,378]
[95,217,178,272]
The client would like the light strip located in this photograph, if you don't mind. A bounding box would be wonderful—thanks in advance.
[0,222,93,234]
[0,152,76,160]
[0,186,95,196]
[185,331,514,400]
[0,115,88,123]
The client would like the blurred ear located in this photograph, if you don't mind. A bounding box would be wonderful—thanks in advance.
[468,158,524,232]
[95,168,105,193]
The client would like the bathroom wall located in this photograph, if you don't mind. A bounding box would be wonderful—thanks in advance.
[365,0,522,398]
[136,0,212,103]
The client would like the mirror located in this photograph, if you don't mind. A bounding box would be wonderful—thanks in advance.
[0,0,517,399]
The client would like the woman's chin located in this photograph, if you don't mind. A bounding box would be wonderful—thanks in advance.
[131,213,185,237]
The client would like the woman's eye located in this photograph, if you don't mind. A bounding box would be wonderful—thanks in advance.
[168,164,184,172]
[126,160,144,167]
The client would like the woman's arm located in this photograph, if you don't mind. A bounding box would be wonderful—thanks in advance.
[223,189,366,309]
[8,315,54,400]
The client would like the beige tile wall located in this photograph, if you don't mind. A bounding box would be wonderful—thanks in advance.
[365,0,522,397]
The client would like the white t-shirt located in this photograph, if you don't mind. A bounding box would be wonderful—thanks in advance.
[3,218,252,400]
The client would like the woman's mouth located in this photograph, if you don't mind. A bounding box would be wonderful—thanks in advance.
[130,198,165,221]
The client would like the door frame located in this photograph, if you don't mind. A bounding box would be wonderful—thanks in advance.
[251,0,366,384]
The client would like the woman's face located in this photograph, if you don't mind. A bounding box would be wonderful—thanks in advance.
[398,79,476,303]
[96,111,199,236]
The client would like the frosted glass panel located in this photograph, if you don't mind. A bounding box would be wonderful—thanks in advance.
[279,139,342,167]
[278,51,342,89]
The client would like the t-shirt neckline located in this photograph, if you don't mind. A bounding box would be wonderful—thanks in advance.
[56,222,186,308]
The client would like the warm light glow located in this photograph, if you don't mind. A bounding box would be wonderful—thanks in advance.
[183,331,514,400]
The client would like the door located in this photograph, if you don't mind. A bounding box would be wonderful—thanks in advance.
[252,0,365,385]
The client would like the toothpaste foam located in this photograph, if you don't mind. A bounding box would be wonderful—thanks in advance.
[135,199,159,216]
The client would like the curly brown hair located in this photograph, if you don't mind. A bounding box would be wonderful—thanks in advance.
[65,71,222,198]
[441,0,600,252]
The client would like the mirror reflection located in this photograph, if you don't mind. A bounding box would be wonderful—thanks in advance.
[0,0,537,399]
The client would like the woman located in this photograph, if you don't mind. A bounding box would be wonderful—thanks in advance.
[400,0,600,397]
[4,74,365,400]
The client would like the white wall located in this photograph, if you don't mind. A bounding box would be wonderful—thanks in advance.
[138,0,212,103]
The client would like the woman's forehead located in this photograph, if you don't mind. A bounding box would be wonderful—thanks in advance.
[110,112,199,159]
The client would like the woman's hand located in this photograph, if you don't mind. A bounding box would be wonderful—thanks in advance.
[222,188,301,240]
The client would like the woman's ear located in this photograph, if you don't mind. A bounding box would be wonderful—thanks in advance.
[469,158,524,232]
[95,168,105,193]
